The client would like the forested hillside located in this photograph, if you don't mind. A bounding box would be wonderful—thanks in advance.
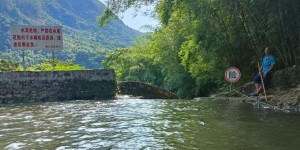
[102,0,300,98]
[0,0,140,68]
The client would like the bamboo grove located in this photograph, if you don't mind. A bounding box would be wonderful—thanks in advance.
[101,0,300,98]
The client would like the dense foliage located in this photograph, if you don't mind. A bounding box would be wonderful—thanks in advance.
[102,0,300,98]
[29,60,85,71]
[0,60,22,71]
[0,0,140,69]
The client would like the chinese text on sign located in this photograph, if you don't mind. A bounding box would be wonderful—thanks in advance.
[10,25,63,50]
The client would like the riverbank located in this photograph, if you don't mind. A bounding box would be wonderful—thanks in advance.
[214,66,300,112]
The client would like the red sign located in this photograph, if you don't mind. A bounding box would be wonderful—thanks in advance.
[10,25,63,50]
[225,67,241,83]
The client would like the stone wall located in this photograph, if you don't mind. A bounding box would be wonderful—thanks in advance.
[118,81,179,99]
[0,69,116,104]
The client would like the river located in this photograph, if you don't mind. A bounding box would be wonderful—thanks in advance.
[0,99,300,150]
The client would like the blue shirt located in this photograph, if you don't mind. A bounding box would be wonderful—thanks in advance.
[262,55,275,74]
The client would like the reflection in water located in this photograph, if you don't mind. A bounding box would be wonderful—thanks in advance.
[0,99,300,149]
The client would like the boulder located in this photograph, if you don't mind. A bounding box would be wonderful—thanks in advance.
[271,66,300,90]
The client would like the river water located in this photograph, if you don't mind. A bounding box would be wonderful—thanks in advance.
[0,99,300,150]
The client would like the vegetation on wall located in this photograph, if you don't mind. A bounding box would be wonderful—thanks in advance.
[0,59,85,71]
[0,60,22,71]
[29,60,85,71]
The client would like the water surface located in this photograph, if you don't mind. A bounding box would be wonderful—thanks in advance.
[0,99,300,149]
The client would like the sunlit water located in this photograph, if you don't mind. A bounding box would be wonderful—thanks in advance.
[0,99,300,150]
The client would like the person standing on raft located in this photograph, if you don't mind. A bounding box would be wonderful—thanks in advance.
[250,47,275,96]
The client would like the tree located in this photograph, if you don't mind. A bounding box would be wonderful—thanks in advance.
[101,0,300,97]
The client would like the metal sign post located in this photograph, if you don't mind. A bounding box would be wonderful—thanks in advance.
[225,67,241,91]
[22,50,26,70]
[52,50,55,70]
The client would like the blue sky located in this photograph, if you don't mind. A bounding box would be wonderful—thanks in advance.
[99,0,159,32]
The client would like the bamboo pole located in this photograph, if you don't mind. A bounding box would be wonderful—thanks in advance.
[258,63,268,101]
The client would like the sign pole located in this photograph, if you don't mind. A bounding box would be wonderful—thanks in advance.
[52,50,55,70]
[22,50,26,70]
[225,67,241,92]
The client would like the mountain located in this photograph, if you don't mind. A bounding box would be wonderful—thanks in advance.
[0,0,140,68]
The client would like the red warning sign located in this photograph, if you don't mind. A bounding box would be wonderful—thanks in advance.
[225,67,241,83]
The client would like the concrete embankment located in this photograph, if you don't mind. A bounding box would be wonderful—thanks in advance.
[0,69,116,104]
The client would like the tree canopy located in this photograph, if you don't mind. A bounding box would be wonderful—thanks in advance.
[102,0,300,98]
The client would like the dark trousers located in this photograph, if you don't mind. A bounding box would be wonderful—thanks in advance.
[254,73,272,86]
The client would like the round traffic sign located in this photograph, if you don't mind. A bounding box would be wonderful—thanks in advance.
[225,67,241,83]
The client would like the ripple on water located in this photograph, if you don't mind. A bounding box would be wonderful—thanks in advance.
[64,131,78,134]
[0,128,23,132]
[85,128,107,133]
[35,138,53,142]
[24,115,33,120]
[2,122,15,126]
[1,99,300,150]
[56,146,70,150]
[5,142,26,149]
[19,133,31,137]
[33,130,51,134]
